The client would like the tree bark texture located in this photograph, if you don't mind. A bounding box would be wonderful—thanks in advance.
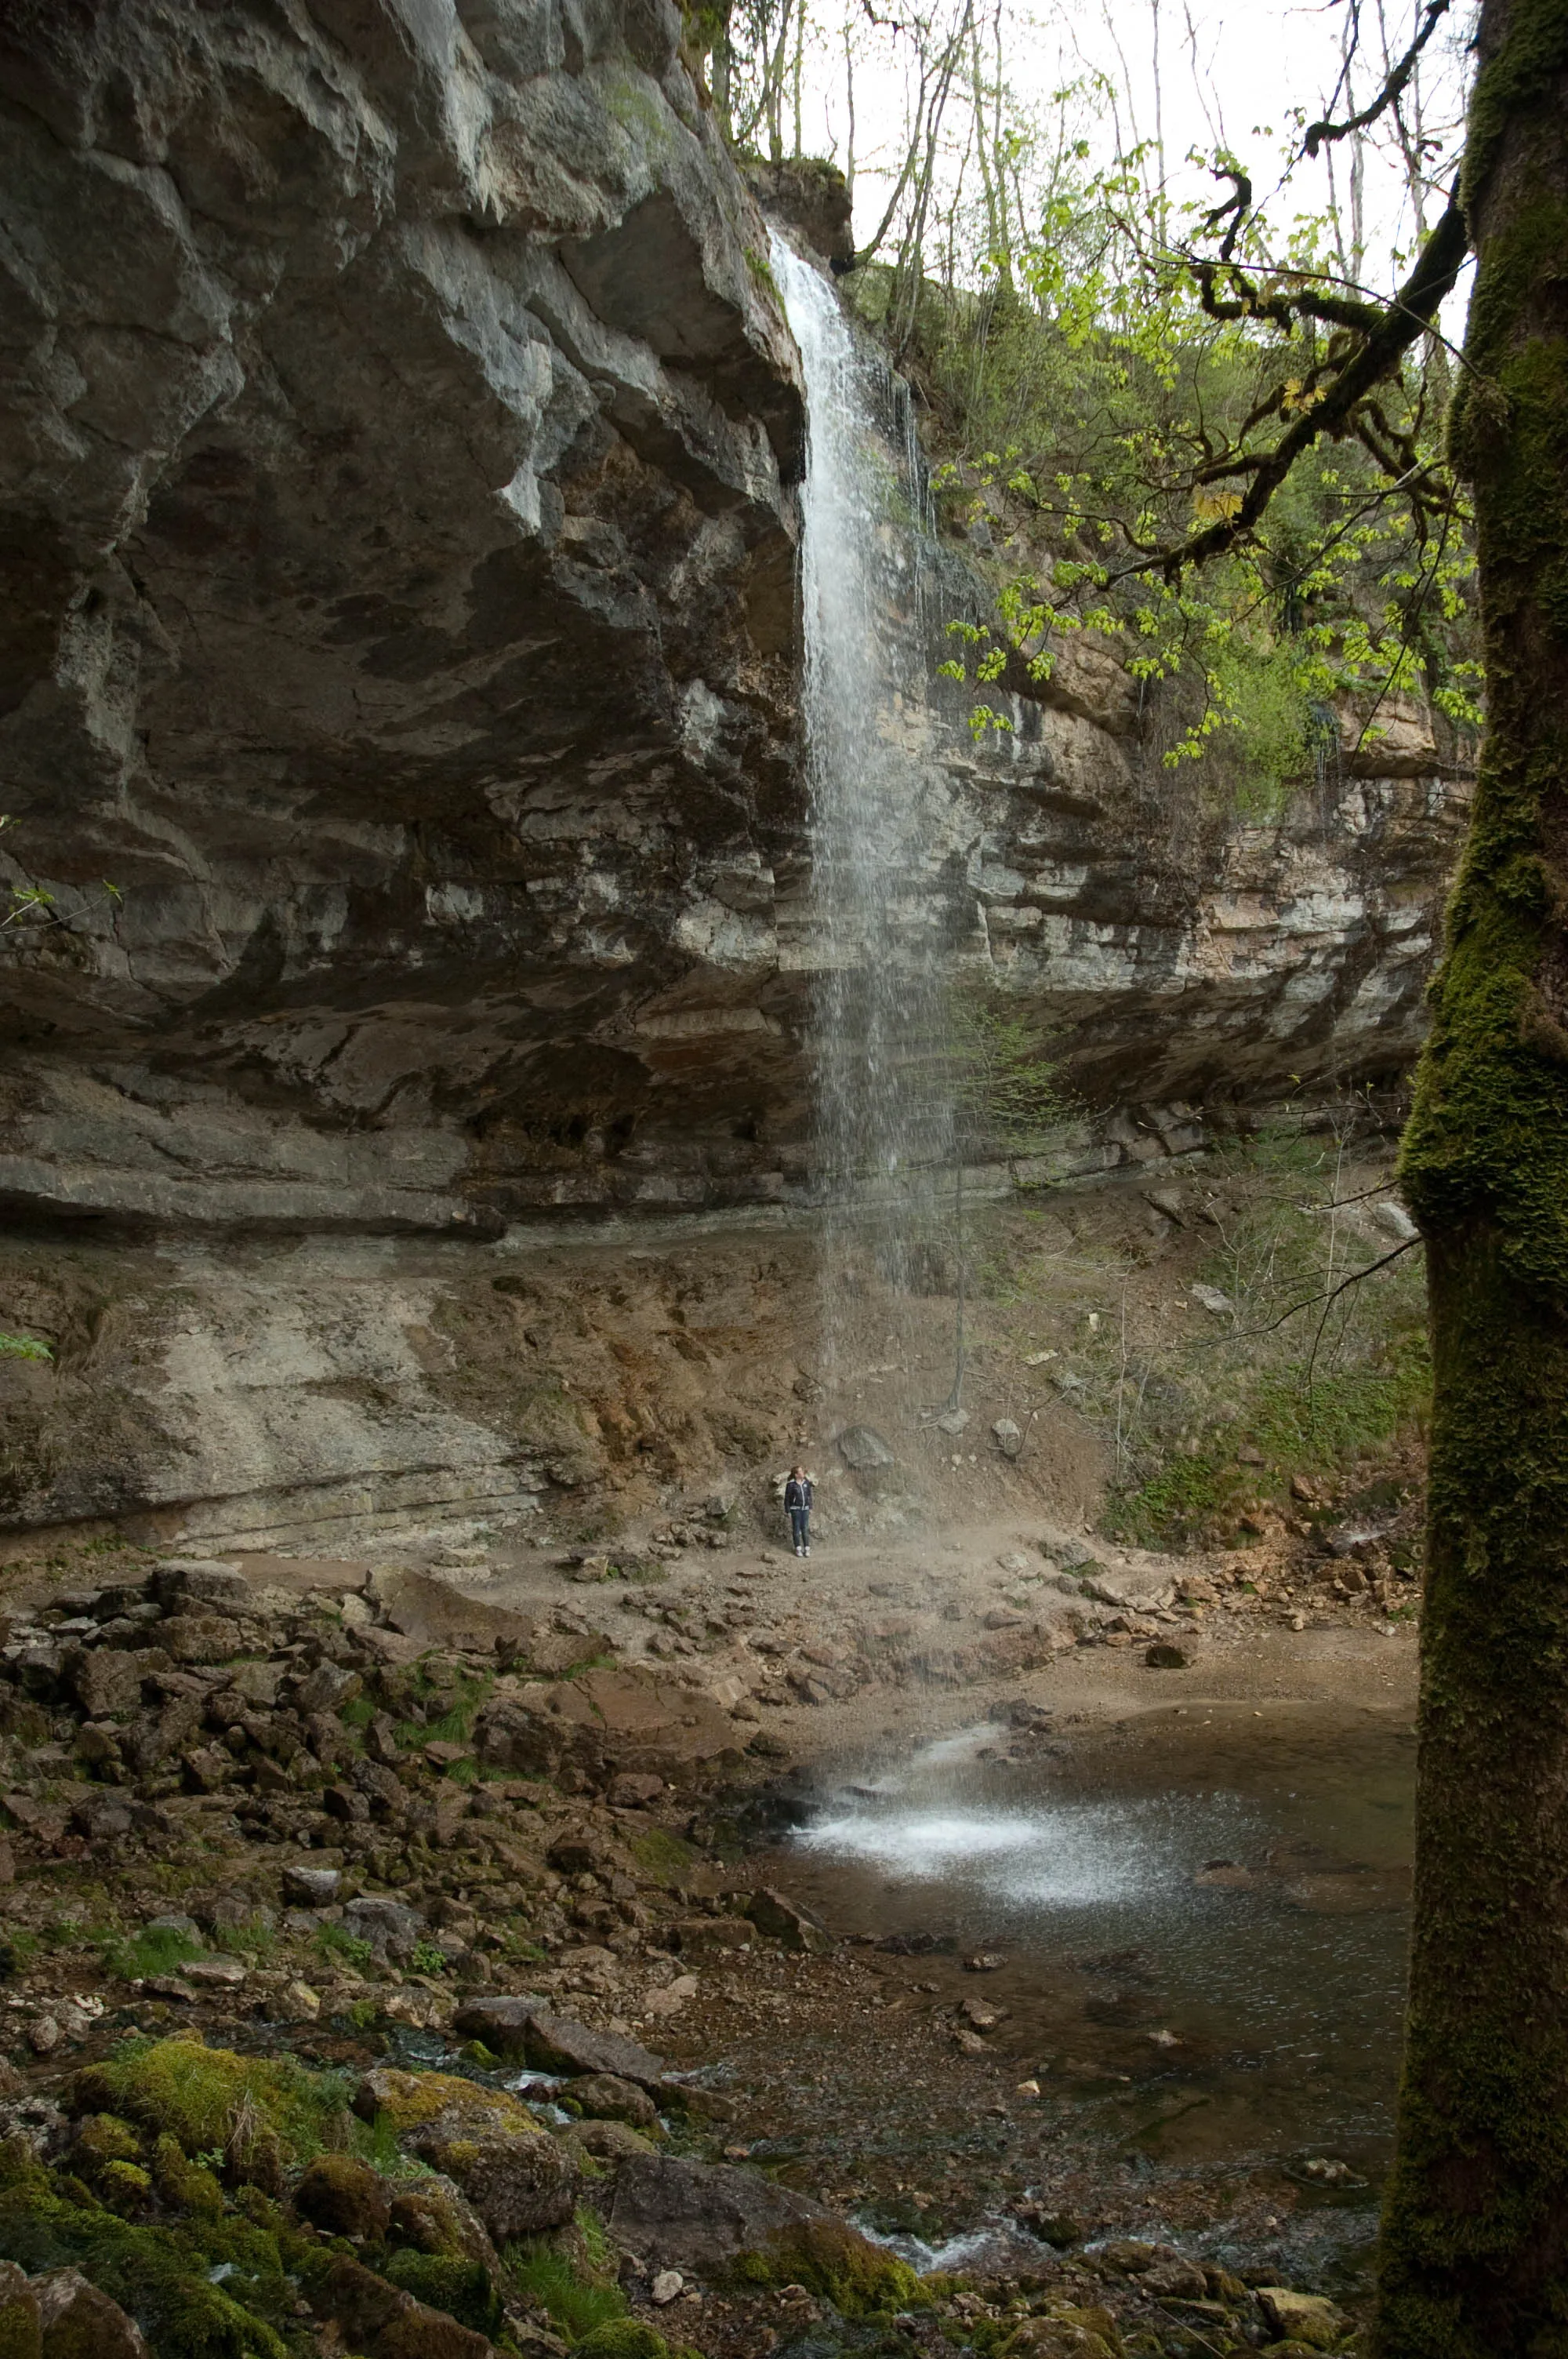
[1380,1,1568,2350]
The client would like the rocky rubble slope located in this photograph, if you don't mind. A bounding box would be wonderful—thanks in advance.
[0,1544,1381,2357]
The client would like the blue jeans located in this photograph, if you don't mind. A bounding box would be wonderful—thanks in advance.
[789,1507,810,1550]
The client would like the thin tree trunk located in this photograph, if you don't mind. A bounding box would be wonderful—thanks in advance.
[1377,2,1568,2350]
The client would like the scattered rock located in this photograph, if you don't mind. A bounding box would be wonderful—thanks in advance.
[283,1865,341,1906]
[992,1419,1023,1458]
[607,2153,840,2274]
[1254,2288,1350,2350]
[568,2074,661,2132]
[837,1427,895,1470]
[745,1888,831,1955]
[1189,1284,1232,1314]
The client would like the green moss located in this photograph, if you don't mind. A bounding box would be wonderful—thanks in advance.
[731,2219,925,2318]
[64,2037,348,2182]
[574,2324,700,2359]
[627,1829,695,1885]
[0,2176,296,2359]
[382,2251,501,2335]
[151,2135,224,2220]
[314,1924,375,1972]
[72,2116,144,2171]
[97,2161,152,2215]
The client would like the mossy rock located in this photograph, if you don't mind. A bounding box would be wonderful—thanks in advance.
[65,2039,340,2187]
[387,2180,496,2268]
[573,2324,697,2359]
[350,2070,538,2143]
[70,2120,143,2174]
[294,2157,391,2242]
[150,2138,223,2222]
[0,2167,303,2359]
[0,2259,39,2359]
[732,2218,924,2318]
[97,2163,152,2219]
[382,2251,501,2337]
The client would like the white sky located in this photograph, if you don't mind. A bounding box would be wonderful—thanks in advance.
[783,0,1474,309]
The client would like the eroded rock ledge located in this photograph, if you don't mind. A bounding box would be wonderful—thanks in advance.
[0,0,805,1234]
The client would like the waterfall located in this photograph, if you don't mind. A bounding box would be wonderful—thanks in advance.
[771,234,955,1404]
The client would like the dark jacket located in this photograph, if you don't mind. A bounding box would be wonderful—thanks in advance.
[783,1476,813,1514]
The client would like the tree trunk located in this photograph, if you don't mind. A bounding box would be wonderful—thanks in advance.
[1377,2,1568,2350]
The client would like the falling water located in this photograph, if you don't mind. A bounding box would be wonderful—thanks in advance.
[771,234,953,1386]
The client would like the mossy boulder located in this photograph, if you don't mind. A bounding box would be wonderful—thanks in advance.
[1001,2314,1120,2358]
[574,2324,697,2359]
[64,2040,337,2190]
[567,2077,660,2133]
[387,2179,497,2269]
[382,2251,502,2337]
[68,2121,143,2175]
[294,2157,392,2241]
[34,2270,147,2359]
[0,2260,39,2359]
[353,2072,575,2242]
[0,2157,296,2359]
[149,2139,223,2222]
[732,2218,923,2320]
[310,2254,493,2359]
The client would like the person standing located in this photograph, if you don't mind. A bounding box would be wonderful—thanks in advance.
[784,1465,813,1558]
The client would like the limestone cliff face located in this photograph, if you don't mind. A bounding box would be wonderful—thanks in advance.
[0,5,1472,1247]
[0,0,806,1233]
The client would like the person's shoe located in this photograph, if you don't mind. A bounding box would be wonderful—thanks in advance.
[804,1547,811,1557]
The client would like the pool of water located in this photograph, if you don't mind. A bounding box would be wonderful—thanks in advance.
[746,1702,1415,2281]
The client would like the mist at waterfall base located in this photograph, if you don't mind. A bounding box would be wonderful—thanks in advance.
[771,233,960,1412]
[739,1709,1414,2281]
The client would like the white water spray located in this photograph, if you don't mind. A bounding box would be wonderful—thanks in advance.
[771,235,953,1376]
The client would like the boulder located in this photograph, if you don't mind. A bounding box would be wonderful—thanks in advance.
[34,2270,148,2359]
[607,2153,839,2274]
[568,2074,660,2131]
[151,1562,252,1614]
[452,2001,670,2092]
[388,2177,499,2269]
[836,1427,894,1470]
[295,2155,394,2240]
[343,1898,425,1960]
[353,2070,576,2240]
[0,2261,38,2359]
[1254,2289,1349,2351]
[312,2255,493,2359]
[745,1888,831,1954]
[59,1647,141,1719]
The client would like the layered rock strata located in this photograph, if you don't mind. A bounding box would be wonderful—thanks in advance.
[0,2,1473,1236]
[0,0,806,1234]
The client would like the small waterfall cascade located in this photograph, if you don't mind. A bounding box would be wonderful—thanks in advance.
[771,234,954,1396]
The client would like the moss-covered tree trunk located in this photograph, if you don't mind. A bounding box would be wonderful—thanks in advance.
[1377,2,1568,2350]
